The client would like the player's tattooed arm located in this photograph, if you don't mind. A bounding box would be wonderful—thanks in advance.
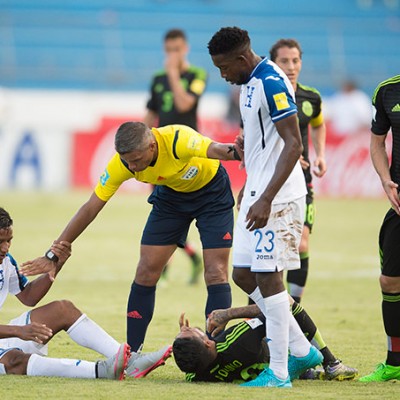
[207,304,260,336]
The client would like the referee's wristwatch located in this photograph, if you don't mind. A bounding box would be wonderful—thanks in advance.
[45,249,59,263]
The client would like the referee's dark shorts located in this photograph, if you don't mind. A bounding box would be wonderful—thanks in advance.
[141,164,234,249]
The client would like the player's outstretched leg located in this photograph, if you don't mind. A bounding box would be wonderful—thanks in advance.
[97,343,131,380]
[126,345,173,378]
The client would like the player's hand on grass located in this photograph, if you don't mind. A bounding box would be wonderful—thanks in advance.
[206,309,229,337]
[19,322,53,344]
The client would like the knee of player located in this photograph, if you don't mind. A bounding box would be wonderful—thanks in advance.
[2,349,29,374]
[44,300,81,327]
[204,264,228,284]
[379,275,400,292]
[232,268,255,292]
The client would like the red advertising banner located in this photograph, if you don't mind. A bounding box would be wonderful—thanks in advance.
[71,117,246,192]
[72,118,386,197]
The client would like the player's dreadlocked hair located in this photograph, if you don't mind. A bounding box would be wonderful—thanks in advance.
[0,207,13,230]
[173,336,211,374]
[208,26,250,56]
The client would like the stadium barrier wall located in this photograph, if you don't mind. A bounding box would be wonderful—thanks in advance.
[0,89,384,197]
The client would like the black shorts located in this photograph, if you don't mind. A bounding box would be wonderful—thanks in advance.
[141,165,234,249]
[304,186,315,231]
[379,208,400,277]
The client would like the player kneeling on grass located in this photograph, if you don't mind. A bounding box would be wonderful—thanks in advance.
[0,207,172,380]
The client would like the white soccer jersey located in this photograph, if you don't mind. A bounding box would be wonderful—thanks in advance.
[0,254,28,311]
[240,58,307,204]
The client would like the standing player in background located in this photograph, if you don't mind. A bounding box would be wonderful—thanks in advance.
[208,27,323,388]
[360,75,400,382]
[144,28,207,285]
[269,39,327,303]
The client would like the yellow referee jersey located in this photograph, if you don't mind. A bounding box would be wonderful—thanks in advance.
[95,124,220,201]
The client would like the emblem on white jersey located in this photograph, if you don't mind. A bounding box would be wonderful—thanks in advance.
[273,92,290,111]
[244,86,255,108]
[0,269,4,290]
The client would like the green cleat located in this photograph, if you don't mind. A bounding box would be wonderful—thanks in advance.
[359,363,400,382]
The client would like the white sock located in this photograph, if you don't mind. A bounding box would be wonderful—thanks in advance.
[249,286,266,314]
[264,290,290,380]
[27,353,96,379]
[288,313,311,357]
[67,314,120,358]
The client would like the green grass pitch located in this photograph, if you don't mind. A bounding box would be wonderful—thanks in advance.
[0,190,399,399]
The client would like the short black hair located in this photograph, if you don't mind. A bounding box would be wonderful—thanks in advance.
[0,207,13,230]
[208,26,250,56]
[164,28,186,41]
[269,38,303,62]
[114,121,152,154]
[173,336,211,374]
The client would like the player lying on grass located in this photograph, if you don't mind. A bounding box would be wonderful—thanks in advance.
[173,303,357,383]
[0,207,172,380]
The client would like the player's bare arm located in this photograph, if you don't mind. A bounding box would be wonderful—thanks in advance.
[311,123,327,178]
[245,114,303,231]
[207,142,243,161]
[370,132,400,214]
[21,192,107,276]
[0,322,53,344]
[207,304,261,336]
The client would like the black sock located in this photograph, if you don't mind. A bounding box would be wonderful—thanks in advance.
[127,281,156,351]
[287,254,309,303]
[205,283,232,319]
[382,291,400,366]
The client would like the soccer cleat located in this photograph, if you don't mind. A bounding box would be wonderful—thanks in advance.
[324,359,358,381]
[359,362,400,382]
[240,367,292,388]
[97,342,130,380]
[300,360,358,381]
[299,367,324,380]
[126,345,173,378]
[288,345,323,380]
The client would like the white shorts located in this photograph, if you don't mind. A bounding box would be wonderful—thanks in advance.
[0,311,48,367]
[232,196,305,272]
